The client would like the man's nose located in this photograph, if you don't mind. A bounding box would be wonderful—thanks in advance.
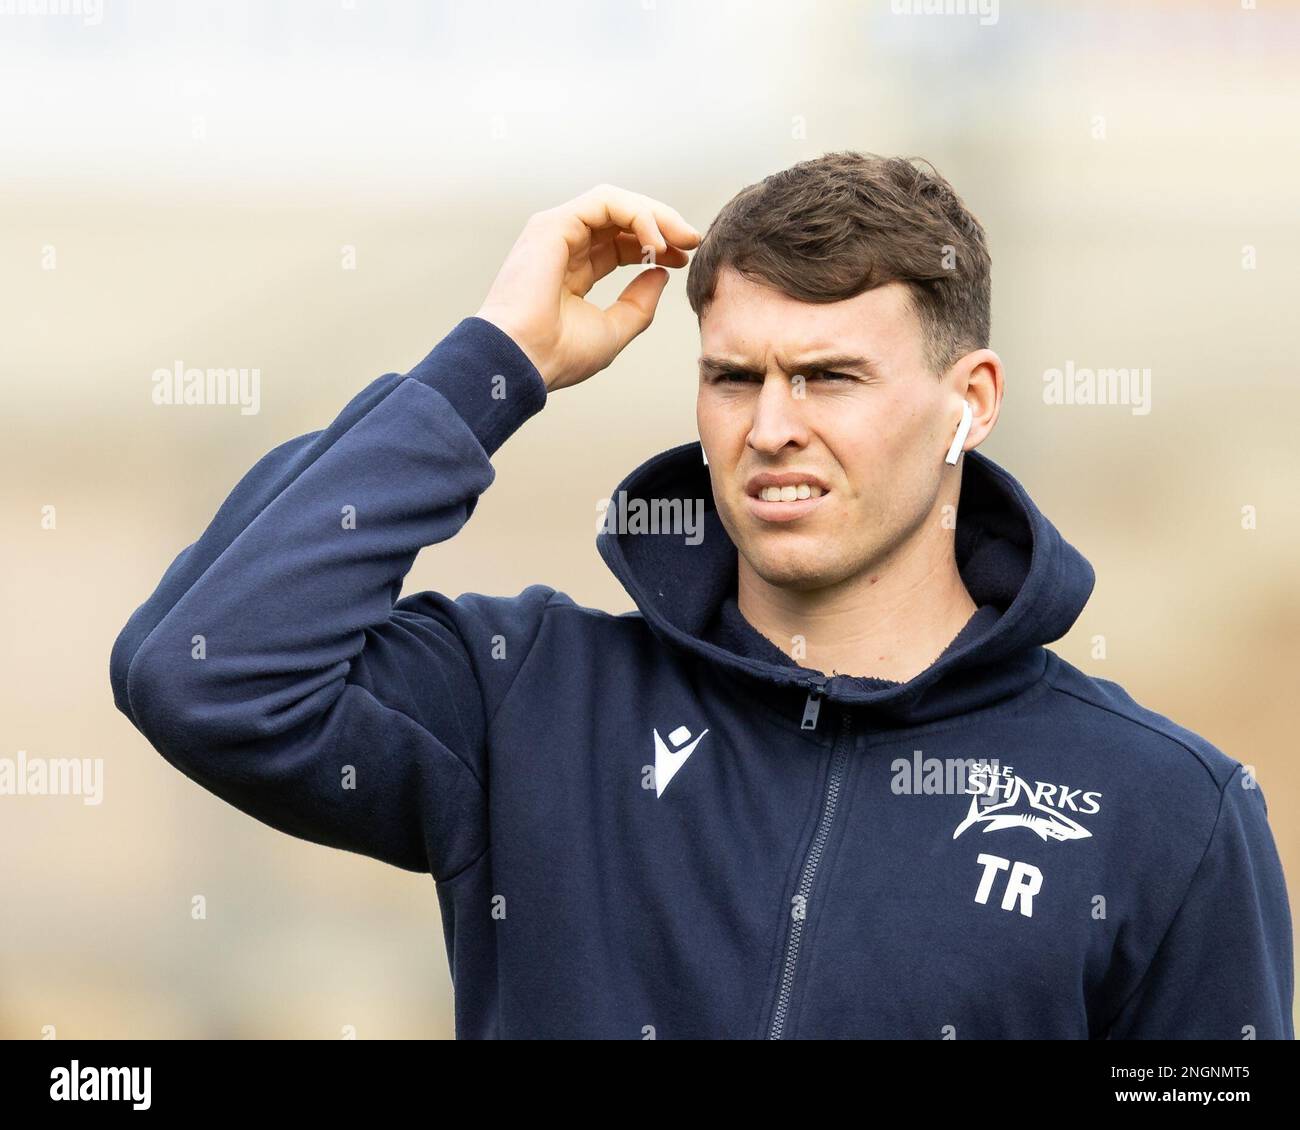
[746,374,808,454]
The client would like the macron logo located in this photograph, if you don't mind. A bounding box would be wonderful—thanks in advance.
[653,725,709,798]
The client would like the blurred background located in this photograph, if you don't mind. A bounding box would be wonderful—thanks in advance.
[2,0,1297,1038]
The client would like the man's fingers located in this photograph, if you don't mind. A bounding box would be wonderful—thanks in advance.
[588,230,689,286]
[572,184,701,256]
[602,266,670,349]
[502,186,697,386]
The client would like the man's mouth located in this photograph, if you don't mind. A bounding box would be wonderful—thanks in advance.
[756,482,825,502]
[743,472,831,523]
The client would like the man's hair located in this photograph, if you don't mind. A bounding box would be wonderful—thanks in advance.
[686,151,991,375]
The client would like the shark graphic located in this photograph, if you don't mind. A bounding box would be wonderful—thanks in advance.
[953,774,1092,843]
[653,725,709,798]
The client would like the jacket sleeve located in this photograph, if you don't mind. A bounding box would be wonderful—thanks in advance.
[109,316,552,878]
[1106,765,1295,1039]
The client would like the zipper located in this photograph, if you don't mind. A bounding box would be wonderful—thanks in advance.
[767,678,854,1039]
[800,674,828,730]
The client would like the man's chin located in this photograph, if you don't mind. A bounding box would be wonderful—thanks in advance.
[739,549,845,593]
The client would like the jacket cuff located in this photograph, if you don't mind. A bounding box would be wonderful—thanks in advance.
[405,316,548,456]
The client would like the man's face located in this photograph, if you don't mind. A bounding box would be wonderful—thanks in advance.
[697,268,956,593]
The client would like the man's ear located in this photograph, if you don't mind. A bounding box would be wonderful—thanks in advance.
[945,348,1002,454]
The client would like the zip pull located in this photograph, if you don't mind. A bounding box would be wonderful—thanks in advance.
[800,675,829,731]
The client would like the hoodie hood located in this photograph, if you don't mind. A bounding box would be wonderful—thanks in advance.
[596,442,1095,728]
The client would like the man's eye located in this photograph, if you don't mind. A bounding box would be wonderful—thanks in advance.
[708,370,855,385]
[712,370,853,384]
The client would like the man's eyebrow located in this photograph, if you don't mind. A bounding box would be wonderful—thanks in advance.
[697,352,882,377]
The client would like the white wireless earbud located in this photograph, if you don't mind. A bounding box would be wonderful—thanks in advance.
[944,401,973,466]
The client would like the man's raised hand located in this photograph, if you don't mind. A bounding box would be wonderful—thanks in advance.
[475,184,701,392]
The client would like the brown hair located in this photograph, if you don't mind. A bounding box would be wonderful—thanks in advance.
[686,151,991,374]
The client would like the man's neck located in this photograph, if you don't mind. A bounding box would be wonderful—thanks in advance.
[736,529,978,683]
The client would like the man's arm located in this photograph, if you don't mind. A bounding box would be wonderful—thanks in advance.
[110,320,553,876]
[1105,766,1294,1039]
[109,186,700,877]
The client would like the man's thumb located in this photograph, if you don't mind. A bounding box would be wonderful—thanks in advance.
[604,266,670,349]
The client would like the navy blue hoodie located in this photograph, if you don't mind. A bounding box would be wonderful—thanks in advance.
[110,316,1294,1040]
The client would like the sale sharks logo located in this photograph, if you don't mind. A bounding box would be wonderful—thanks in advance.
[954,760,1102,844]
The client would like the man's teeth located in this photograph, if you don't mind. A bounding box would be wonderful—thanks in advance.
[759,484,824,502]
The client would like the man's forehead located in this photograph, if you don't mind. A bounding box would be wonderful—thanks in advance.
[699,272,914,363]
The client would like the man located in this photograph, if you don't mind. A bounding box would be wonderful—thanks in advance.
[111,153,1293,1040]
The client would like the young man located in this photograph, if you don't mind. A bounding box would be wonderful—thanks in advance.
[111,153,1293,1040]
